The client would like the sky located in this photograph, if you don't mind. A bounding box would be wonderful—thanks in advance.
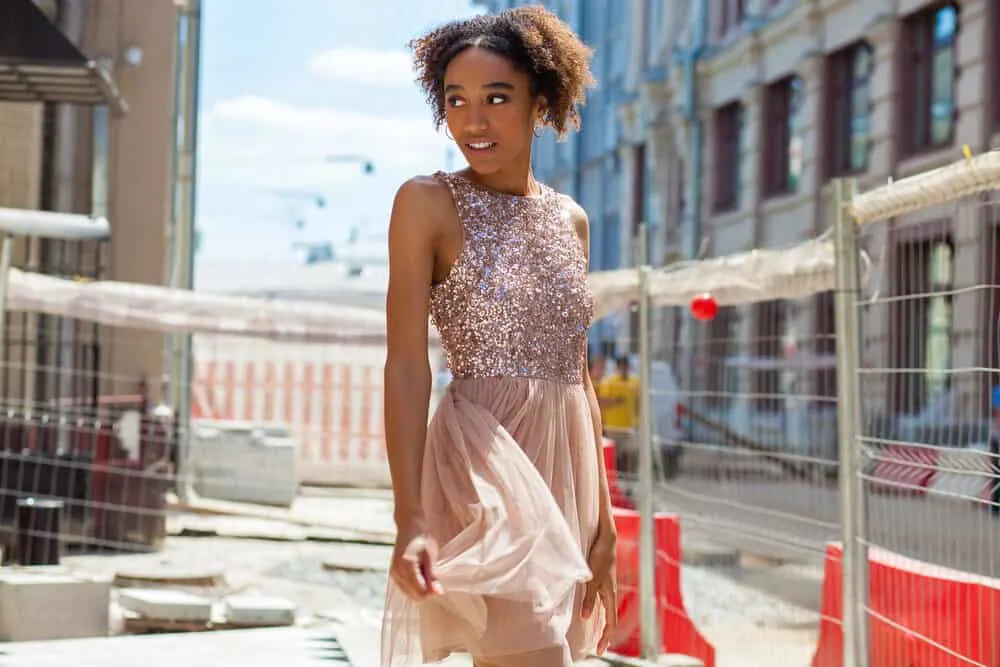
[194,0,482,276]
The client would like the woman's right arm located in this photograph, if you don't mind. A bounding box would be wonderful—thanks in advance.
[384,177,441,597]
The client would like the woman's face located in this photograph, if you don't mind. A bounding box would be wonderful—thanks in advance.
[442,46,544,175]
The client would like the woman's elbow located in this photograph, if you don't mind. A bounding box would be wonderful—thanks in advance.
[384,355,431,387]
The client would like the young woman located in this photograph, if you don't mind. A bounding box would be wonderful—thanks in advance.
[381,7,617,666]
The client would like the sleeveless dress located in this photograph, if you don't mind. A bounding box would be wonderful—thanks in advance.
[380,171,605,667]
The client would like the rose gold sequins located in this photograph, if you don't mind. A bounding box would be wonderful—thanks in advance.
[429,171,594,386]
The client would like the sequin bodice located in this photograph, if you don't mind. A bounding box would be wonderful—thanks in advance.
[429,171,594,385]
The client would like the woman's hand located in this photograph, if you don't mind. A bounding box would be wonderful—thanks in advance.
[581,525,618,654]
[390,522,443,601]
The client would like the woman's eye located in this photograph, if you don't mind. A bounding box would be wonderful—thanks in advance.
[446,96,466,108]
[486,94,507,104]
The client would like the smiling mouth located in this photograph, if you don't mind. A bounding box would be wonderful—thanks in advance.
[465,141,497,152]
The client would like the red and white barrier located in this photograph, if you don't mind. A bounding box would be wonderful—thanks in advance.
[610,507,715,666]
[602,438,635,510]
[190,335,392,488]
[811,542,1000,667]
[867,445,938,496]
[868,445,994,503]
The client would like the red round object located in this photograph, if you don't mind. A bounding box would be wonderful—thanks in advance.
[690,293,718,321]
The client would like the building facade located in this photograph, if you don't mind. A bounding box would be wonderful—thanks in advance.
[675,0,999,419]
[0,0,179,405]
[483,0,1000,422]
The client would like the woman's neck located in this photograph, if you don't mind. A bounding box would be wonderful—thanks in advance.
[462,165,539,198]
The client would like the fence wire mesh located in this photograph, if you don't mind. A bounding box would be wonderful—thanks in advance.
[0,308,443,561]
[854,186,1000,666]
[591,286,835,666]
[0,322,172,557]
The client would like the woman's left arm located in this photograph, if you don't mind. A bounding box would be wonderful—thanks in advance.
[565,195,615,535]
[567,196,618,652]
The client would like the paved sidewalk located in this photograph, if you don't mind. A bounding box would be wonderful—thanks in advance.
[0,621,614,667]
[0,626,347,667]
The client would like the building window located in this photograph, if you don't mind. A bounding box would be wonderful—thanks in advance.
[763,76,805,197]
[983,225,1000,413]
[814,292,836,401]
[900,3,958,155]
[825,41,872,177]
[674,155,686,225]
[717,0,746,38]
[631,142,646,235]
[713,101,743,213]
[892,236,953,414]
[753,301,787,412]
[706,307,737,408]
[601,211,620,272]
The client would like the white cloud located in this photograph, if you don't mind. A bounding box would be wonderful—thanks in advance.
[307,48,415,87]
[195,94,461,264]
[199,95,452,189]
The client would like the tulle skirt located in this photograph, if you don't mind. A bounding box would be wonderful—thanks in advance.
[380,376,604,667]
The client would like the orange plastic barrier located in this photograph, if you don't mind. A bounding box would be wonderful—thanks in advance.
[602,438,634,510]
[811,542,1000,667]
[611,507,715,667]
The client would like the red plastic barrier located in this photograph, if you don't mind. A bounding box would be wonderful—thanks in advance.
[602,439,634,510]
[611,507,715,667]
[868,445,938,496]
[811,542,1000,667]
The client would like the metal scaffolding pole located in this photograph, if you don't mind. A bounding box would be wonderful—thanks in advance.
[169,0,202,501]
[635,222,660,659]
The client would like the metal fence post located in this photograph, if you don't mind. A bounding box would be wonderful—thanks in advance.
[0,235,14,366]
[636,222,660,659]
[832,177,869,667]
[171,0,203,503]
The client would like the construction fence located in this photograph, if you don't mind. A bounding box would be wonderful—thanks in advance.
[0,152,998,666]
[594,154,1000,666]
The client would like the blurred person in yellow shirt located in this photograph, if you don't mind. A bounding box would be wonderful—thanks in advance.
[598,356,640,475]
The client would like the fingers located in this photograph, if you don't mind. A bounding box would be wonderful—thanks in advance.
[596,581,618,655]
[391,558,428,600]
[392,537,443,601]
[580,581,598,620]
[418,545,443,595]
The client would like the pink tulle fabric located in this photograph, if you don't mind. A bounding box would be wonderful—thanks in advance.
[381,376,604,667]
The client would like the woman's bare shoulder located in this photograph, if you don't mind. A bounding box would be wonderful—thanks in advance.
[394,174,454,212]
[389,174,457,239]
[554,192,589,240]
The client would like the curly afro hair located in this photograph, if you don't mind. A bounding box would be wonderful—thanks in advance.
[408,5,596,141]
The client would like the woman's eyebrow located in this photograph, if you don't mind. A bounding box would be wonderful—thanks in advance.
[444,81,515,93]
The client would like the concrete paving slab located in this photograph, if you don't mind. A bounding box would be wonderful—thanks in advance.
[224,594,297,626]
[321,543,391,572]
[118,589,213,622]
[169,490,397,545]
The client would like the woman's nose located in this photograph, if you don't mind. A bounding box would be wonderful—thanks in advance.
[464,107,488,132]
